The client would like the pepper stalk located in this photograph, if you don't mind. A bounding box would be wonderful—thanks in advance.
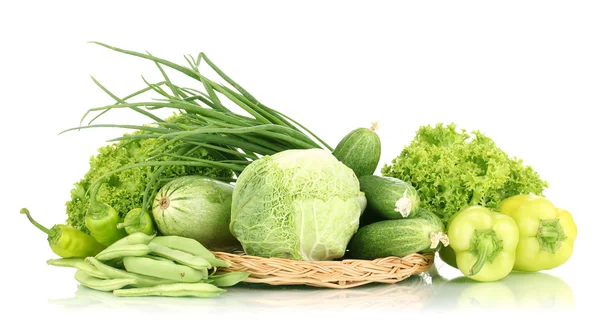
[446,206,519,282]
[499,194,577,272]
[468,229,504,276]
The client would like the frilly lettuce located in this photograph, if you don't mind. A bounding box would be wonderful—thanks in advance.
[65,129,232,233]
[381,123,548,224]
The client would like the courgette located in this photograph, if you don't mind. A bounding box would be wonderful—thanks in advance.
[359,175,420,219]
[152,176,238,250]
[332,122,381,178]
[347,208,447,260]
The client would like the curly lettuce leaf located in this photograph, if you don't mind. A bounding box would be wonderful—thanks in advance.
[381,123,548,224]
[65,129,233,233]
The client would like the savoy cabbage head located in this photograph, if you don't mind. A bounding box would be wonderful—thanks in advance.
[230,148,367,261]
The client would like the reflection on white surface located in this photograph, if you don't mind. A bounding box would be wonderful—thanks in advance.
[48,262,575,313]
[427,265,576,312]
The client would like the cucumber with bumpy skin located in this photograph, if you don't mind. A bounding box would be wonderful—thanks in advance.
[347,208,448,260]
[359,175,420,219]
[332,122,381,178]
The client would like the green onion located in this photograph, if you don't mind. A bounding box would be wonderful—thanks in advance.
[62,42,332,210]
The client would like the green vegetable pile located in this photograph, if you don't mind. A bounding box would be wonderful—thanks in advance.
[46,232,249,298]
[20,42,579,296]
[381,122,549,224]
[61,42,331,235]
[66,120,232,234]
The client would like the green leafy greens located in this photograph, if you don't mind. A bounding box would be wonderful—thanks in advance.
[62,42,331,233]
[229,149,367,261]
[381,123,548,224]
[66,120,233,233]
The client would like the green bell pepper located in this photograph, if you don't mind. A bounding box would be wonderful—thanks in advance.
[447,206,519,282]
[85,202,127,246]
[498,194,577,272]
[84,183,128,246]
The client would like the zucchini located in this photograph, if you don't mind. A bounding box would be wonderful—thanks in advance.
[347,208,447,260]
[332,122,381,178]
[359,175,420,219]
[152,176,238,250]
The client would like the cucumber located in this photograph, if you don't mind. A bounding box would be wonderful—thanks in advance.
[359,175,420,219]
[347,208,447,260]
[332,122,381,178]
[358,207,384,229]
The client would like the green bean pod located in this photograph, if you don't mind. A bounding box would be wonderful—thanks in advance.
[74,270,136,292]
[145,255,175,264]
[110,232,156,248]
[148,242,211,270]
[86,257,175,287]
[94,243,153,261]
[209,272,250,287]
[113,282,225,298]
[123,256,208,283]
[47,258,86,268]
[151,236,229,268]
[47,258,109,279]
[74,262,110,279]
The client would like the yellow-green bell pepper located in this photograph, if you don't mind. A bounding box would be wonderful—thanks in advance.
[447,206,520,282]
[498,194,577,272]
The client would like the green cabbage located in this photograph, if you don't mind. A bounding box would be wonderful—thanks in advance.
[381,122,549,224]
[229,148,367,261]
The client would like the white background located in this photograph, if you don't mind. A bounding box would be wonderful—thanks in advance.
[1,0,598,321]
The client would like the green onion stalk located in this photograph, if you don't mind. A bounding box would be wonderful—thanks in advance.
[61,41,332,213]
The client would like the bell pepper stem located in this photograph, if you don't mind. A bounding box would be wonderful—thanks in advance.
[116,216,140,230]
[470,238,491,276]
[537,219,566,254]
[20,208,50,234]
[539,231,559,238]
[468,229,503,277]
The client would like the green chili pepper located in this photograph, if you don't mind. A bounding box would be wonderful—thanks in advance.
[117,208,156,236]
[20,208,106,258]
[84,182,129,246]
[85,202,128,246]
